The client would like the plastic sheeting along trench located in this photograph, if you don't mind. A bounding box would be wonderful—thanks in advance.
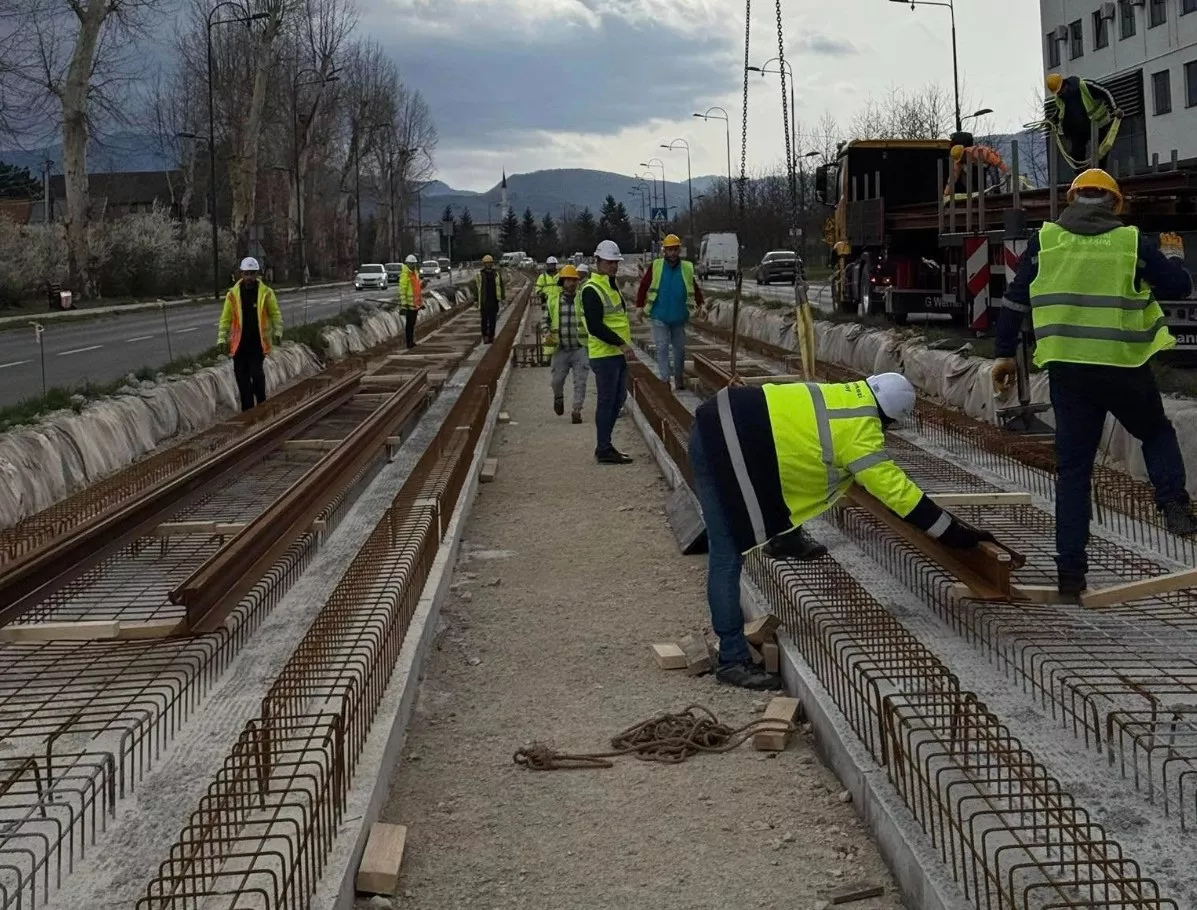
[703,300,1197,497]
[0,286,469,530]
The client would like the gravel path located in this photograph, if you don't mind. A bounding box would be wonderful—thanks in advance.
[360,367,904,910]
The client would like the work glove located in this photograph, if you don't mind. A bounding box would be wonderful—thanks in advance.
[1160,232,1185,261]
[991,357,1017,395]
[937,515,996,550]
[544,332,558,346]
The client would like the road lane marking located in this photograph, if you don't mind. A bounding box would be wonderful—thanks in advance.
[126,335,154,342]
[0,360,29,370]
[57,345,102,357]
[175,327,199,334]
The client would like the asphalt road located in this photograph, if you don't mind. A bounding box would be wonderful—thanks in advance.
[0,273,462,407]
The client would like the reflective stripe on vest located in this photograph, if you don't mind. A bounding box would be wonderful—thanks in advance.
[1053,80,1112,127]
[717,388,768,546]
[584,275,631,359]
[1029,222,1174,368]
[645,258,696,318]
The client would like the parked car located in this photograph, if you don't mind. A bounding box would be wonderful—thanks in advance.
[500,251,526,266]
[355,263,388,291]
[697,232,739,280]
[437,256,450,272]
[421,260,441,279]
[384,262,403,282]
[755,250,802,285]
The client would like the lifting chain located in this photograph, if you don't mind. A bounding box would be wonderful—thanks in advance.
[738,0,752,223]
[774,0,799,227]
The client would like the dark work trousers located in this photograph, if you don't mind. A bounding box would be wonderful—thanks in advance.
[233,344,267,412]
[1049,361,1188,575]
[403,308,418,348]
[591,353,628,455]
[1066,124,1111,171]
[480,302,499,343]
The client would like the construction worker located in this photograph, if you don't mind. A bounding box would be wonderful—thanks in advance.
[475,254,505,344]
[944,144,1009,196]
[634,233,705,391]
[691,373,993,689]
[993,168,1197,597]
[543,263,589,423]
[1046,73,1120,171]
[582,239,634,464]
[217,256,283,413]
[397,254,423,350]
[535,256,559,304]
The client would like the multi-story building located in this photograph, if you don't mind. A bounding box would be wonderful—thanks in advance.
[1041,0,1197,169]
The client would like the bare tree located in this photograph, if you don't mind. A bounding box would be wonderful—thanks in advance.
[849,84,957,140]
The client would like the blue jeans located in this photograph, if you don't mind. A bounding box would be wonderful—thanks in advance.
[591,354,628,454]
[652,321,687,382]
[689,425,750,665]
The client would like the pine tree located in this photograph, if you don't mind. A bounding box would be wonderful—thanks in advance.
[598,195,635,253]
[520,207,538,254]
[499,209,521,252]
[439,205,455,259]
[576,207,598,253]
[540,213,559,258]
[0,161,42,199]
[456,207,478,261]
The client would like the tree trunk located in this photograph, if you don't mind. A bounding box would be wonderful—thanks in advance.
[229,28,277,246]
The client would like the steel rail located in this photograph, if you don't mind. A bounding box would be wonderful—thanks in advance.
[0,372,364,627]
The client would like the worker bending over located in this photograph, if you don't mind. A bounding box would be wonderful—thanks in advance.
[217,256,283,412]
[583,240,635,465]
[543,264,589,423]
[691,373,992,689]
[944,144,1008,196]
[475,254,505,344]
[635,234,705,391]
[397,254,423,349]
[1046,73,1119,170]
[994,168,1197,597]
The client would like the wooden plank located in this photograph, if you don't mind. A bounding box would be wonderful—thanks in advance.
[479,458,498,483]
[154,519,324,538]
[651,643,688,670]
[743,374,806,385]
[0,620,121,643]
[762,640,780,673]
[748,643,763,665]
[282,439,339,452]
[355,822,407,896]
[677,632,712,676]
[498,411,511,424]
[949,582,1078,605]
[115,618,186,640]
[744,614,780,646]
[932,492,1033,507]
[829,882,886,904]
[753,696,801,751]
[1081,566,1197,609]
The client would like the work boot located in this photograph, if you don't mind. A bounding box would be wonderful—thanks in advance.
[1162,501,1197,536]
[553,397,564,416]
[571,410,583,424]
[762,528,828,562]
[1058,571,1087,598]
[596,448,633,465]
[716,660,785,691]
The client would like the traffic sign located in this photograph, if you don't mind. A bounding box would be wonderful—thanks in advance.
[650,207,668,223]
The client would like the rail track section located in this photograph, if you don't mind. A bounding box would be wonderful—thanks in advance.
[0,295,493,910]
[628,318,1197,910]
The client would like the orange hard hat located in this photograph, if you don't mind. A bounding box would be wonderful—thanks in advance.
[1068,168,1123,214]
[662,233,682,248]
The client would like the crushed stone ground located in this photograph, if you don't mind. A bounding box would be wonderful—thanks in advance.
[359,367,903,910]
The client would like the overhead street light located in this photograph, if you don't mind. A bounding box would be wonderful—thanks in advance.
[694,107,734,223]
[661,139,693,251]
[888,0,963,133]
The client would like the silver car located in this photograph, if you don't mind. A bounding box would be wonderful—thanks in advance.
[355,263,388,290]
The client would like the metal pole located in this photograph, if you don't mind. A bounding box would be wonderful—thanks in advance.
[660,163,667,220]
[724,117,733,224]
[293,81,306,286]
[417,186,423,260]
[206,15,220,303]
[161,302,173,362]
[354,133,361,264]
[949,0,962,132]
[42,161,49,225]
[685,145,694,252]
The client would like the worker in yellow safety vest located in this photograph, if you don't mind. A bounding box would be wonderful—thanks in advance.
[690,373,994,689]
[992,168,1197,596]
[634,233,705,391]
[543,264,589,423]
[1046,73,1120,171]
[535,256,560,304]
[217,256,283,413]
[582,239,634,464]
[397,254,423,350]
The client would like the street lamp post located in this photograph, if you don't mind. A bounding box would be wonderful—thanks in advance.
[640,158,666,238]
[291,68,338,285]
[627,186,648,248]
[206,2,269,301]
[748,59,797,177]
[889,0,962,133]
[694,107,733,223]
[661,139,693,250]
[638,170,658,210]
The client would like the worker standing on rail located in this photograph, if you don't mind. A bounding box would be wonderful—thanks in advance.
[217,256,283,413]
[993,168,1197,597]
[535,256,560,304]
[475,254,505,344]
[583,240,635,465]
[634,233,705,392]
[398,254,423,350]
[690,373,994,689]
[1046,73,1120,170]
[543,264,589,423]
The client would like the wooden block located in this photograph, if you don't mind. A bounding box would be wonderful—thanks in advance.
[480,458,498,483]
[950,582,1078,605]
[762,640,780,673]
[213,522,245,536]
[386,436,403,447]
[282,438,339,452]
[115,618,185,640]
[651,643,688,670]
[355,822,407,896]
[753,696,801,751]
[743,374,805,385]
[744,614,781,646]
[932,491,1033,507]
[829,882,885,904]
[0,620,121,643]
[1080,566,1197,609]
[677,632,712,676]
[498,411,511,424]
[153,520,218,537]
[748,643,763,665]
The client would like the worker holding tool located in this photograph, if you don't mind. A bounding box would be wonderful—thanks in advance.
[993,168,1197,597]
[1046,73,1120,170]
[475,254,505,344]
[944,143,1009,196]
[217,256,283,413]
[397,254,423,350]
[583,240,635,465]
[634,234,705,391]
[690,373,994,690]
[543,264,589,423]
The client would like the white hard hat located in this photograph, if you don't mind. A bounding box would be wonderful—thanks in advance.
[546,256,558,265]
[594,240,623,261]
[577,263,590,274]
[866,372,916,422]
[240,257,260,271]
[405,254,418,264]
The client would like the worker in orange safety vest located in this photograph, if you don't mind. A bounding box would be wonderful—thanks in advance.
[217,256,283,412]
[944,144,1009,196]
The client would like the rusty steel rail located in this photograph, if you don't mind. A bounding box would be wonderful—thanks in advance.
[171,371,431,635]
[628,361,694,488]
[0,372,363,626]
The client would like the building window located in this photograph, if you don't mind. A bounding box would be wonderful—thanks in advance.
[1070,19,1084,58]
[1184,0,1196,14]
[1187,60,1197,106]
[1153,70,1173,114]
[1093,9,1110,47]
[1149,0,1166,27]
[1047,32,1062,67]
[1120,0,1137,36]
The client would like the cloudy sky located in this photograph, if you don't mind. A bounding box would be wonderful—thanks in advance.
[367,0,1043,192]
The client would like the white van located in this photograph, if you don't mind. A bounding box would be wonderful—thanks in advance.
[499,251,526,267]
[698,233,739,280]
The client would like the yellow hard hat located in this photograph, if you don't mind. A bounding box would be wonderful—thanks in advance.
[1046,73,1063,94]
[1068,168,1123,213]
[557,264,581,280]
[482,254,494,263]
[662,233,682,248]
[950,144,965,161]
